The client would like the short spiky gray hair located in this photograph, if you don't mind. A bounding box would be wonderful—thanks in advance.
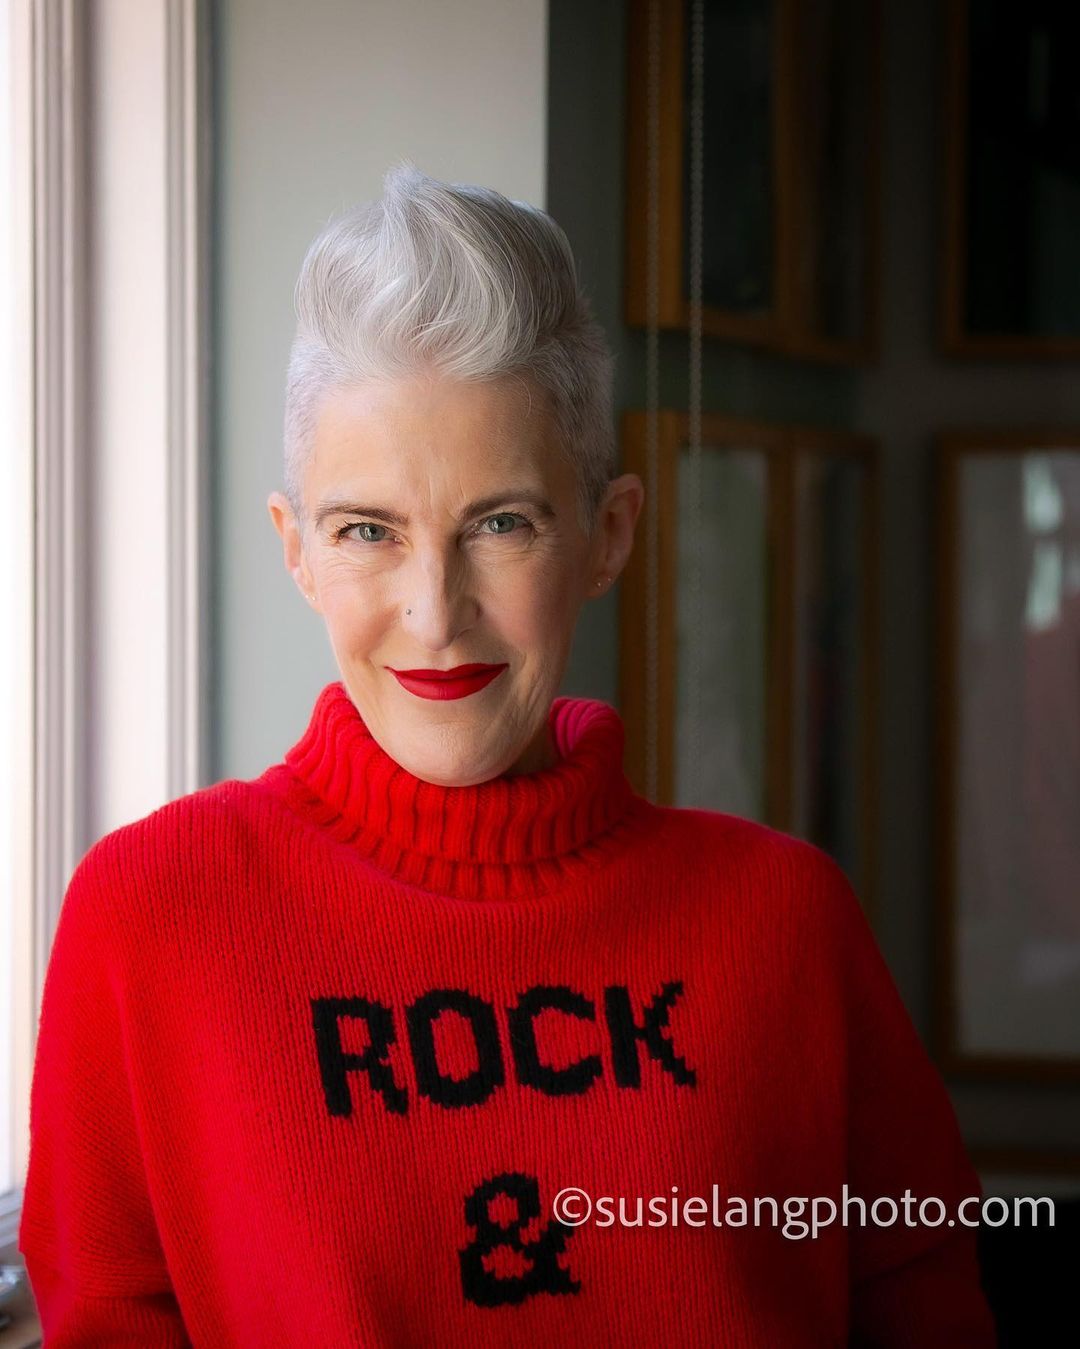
[283,161,616,537]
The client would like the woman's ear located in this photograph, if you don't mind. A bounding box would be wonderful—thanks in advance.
[592,473,645,588]
[267,491,318,606]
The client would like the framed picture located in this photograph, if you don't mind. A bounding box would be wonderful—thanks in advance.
[934,432,1080,1080]
[943,0,1080,356]
[624,0,881,363]
[618,410,879,908]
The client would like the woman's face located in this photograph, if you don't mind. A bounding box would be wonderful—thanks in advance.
[268,371,642,786]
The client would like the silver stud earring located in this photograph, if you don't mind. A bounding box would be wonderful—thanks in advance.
[406,608,411,614]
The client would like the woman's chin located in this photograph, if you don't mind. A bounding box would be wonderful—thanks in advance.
[384,725,510,788]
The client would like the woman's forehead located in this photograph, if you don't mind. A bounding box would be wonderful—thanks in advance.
[306,377,567,494]
[315,372,546,438]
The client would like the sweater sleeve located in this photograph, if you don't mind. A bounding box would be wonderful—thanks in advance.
[817,853,998,1348]
[18,841,192,1347]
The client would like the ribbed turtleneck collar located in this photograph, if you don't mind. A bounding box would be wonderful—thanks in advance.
[265,681,648,902]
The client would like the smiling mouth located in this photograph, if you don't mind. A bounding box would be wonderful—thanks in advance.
[388,663,506,680]
[387,663,508,701]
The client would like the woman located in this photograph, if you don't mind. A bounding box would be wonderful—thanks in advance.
[19,163,996,1346]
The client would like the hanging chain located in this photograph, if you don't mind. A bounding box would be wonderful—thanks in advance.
[686,0,705,806]
[644,0,661,802]
[645,0,704,804]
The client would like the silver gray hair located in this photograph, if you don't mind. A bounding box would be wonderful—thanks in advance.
[283,161,617,538]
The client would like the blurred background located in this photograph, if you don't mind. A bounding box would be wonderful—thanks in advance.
[1,0,1078,1342]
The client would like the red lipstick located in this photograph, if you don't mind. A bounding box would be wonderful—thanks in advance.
[387,662,508,701]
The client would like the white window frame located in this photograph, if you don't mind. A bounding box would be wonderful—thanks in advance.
[1,0,211,1260]
[3,0,35,1258]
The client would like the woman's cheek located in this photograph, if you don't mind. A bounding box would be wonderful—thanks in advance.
[320,575,388,635]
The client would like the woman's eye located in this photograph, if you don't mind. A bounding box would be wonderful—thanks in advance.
[337,521,388,543]
[480,512,531,536]
[335,513,532,544]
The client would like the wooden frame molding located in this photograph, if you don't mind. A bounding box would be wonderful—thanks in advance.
[618,409,880,913]
[941,0,1080,358]
[933,429,1080,1083]
[624,0,882,364]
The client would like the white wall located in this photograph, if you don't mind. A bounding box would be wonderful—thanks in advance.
[212,0,549,779]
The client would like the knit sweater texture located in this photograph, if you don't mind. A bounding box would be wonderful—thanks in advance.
[19,681,997,1347]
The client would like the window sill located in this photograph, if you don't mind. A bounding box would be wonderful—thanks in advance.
[0,1262,37,1349]
[0,1271,39,1349]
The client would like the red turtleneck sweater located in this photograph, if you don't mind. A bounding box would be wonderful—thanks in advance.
[19,683,996,1347]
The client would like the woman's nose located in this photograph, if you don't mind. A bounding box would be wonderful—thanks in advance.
[400,552,479,648]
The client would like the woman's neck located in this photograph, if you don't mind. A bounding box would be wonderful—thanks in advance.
[268,681,646,902]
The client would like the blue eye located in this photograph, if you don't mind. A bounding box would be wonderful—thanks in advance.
[335,521,388,543]
[333,511,536,545]
[481,512,533,535]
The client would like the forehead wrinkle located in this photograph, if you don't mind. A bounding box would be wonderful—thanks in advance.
[308,375,556,528]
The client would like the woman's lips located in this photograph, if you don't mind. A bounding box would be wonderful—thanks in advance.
[388,663,508,701]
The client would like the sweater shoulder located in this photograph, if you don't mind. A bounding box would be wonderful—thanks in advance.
[66,777,279,925]
[79,776,258,857]
[651,800,845,872]
[647,802,861,923]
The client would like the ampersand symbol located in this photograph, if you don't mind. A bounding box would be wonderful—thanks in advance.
[459,1171,582,1307]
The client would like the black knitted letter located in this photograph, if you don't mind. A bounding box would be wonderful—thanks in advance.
[603,981,697,1088]
[310,996,408,1116]
[406,988,505,1108]
[507,985,602,1096]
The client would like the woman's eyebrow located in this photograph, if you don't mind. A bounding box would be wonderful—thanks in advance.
[313,491,557,531]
